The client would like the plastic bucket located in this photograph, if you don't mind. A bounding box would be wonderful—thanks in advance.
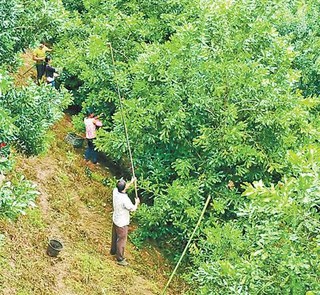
[47,239,63,257]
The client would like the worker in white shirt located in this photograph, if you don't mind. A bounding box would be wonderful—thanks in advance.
[110,177,140,266]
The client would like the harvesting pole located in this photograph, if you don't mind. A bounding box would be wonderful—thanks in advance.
[107,42,138,199]
[162,195,211,294]
[22,64,35,75]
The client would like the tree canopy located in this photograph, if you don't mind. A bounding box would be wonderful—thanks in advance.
[0,0,319,293]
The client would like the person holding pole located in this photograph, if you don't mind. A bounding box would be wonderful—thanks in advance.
[32,42,52,84]
[84,109,102,164]
[110,177,140,266]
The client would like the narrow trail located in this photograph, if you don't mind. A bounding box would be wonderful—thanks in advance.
[0,115,184,295]
[13,50,37,86]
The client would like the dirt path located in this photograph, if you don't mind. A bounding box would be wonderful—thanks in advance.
[0,116,184,295]
[13,50,37,86]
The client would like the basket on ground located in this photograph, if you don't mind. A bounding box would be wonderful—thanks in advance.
[65,132,84,148]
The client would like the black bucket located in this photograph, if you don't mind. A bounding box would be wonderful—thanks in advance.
[47,239,63,257]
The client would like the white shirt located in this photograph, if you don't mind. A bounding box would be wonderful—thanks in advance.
[112,188,137,227]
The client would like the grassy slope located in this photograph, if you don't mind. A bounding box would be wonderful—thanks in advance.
[0,115,186,295]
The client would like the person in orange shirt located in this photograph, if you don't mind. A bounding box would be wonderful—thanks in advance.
[32,42,52,84]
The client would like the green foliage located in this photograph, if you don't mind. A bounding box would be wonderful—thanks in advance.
[50,0,320,291]
[1,84,72,155]
[0,0,69,66]
[96,0,314,184]
[62,0,86,13]
[134,179,204,246]
[0,69,14,95]
[71,113,86,134]
[189,146,320,294]
[54,0,196,115]
[0,73,17,173]
[0,176,39,219]
[272,0,320,97]
[0,107,17,145]
[15,0,70,47]
[96,0,320,239]
[0,0,73,224]
[0,0,22,64]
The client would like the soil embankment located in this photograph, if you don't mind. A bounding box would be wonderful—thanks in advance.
[0,115,184,295]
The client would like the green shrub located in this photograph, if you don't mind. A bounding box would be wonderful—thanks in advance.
[71,113,85,134]
[62,0,86,13]
[0,0,69,66]
[0,73,18,173]
[1,84,72,155]
[95,0,320,249]
[188,146,320,294]
[0,0,21,64]
[28,0,320,292]
[0,107,17,153]
[0,176,39,219]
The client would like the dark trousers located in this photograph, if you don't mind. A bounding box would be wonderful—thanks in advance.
[85,138,98,163]
[36,63,45,82]
[110,223,128,261]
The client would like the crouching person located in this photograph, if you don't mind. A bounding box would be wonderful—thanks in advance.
[45,56,59,88]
